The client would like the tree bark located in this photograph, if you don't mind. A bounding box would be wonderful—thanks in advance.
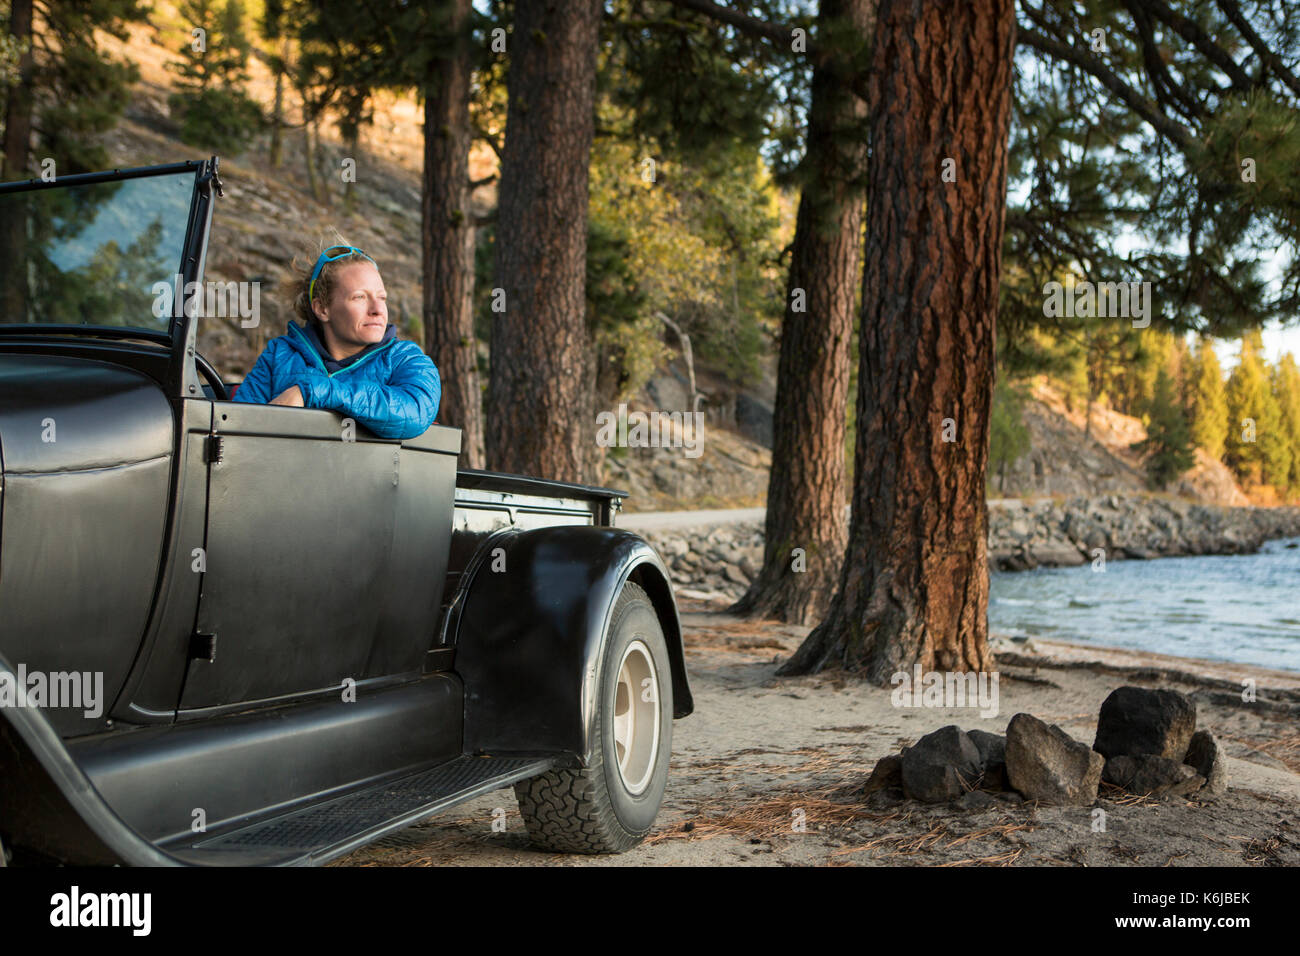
[2,0,34,180]
[730,0,873,625]
[0,0,34,323]
[486,0,601,482]
[269,38,288,169]
[421,0,485,468]
[780,0,1015,680]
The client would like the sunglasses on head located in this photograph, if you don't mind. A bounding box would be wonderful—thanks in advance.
[309,245,375,302]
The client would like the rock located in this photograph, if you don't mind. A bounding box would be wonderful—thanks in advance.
[1183,730,1227,795]
[1103,755,1205,798]
[900,726,983,803]
[862,753,903,797]
[994,791,1024,806]
[723,563,749,585]
[1028,541,1086,567]
[1093,686,1197,762]
[955,790,999,812]
[1005,713,1104,805]
[968,730,1008,791]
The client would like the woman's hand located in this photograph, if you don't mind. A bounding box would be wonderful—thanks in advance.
[270,385,304,407]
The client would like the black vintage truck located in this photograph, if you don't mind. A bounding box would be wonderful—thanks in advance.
[0,158,692,865]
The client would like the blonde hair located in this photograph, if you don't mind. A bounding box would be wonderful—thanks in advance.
[290,239,379,330]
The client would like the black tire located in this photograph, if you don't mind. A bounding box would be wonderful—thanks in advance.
[514,581,673,853]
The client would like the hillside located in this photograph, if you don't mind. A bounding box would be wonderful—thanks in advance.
[992,380,1250,506]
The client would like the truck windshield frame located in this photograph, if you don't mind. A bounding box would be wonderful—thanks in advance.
[0,161,208,346]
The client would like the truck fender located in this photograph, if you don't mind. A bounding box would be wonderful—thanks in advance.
[452,525,693,766]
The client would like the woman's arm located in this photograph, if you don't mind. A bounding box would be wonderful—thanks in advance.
[297,345,441,440]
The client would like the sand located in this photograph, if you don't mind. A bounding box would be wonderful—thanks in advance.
[334,599,1300,867]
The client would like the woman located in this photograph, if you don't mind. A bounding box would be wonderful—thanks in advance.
[234,245,441,441]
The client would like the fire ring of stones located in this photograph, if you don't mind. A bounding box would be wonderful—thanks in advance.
[861,686,1227,809]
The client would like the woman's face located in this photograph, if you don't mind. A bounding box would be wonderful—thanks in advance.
[312,261,388,356]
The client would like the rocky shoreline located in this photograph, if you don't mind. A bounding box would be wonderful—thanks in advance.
[635,495,1300,601]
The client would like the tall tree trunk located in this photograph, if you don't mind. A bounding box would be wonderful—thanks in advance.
[486,0,601,482]
[730,0,873,625]
[780,0,1016,680]
[304,117,325,204]
[269,38,288,169]
[422,0,485,467]
[2,0,34,180]
[0,0,34,323]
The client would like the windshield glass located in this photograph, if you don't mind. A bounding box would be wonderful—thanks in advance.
[0,169,195,335]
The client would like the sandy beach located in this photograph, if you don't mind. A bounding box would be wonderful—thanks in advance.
[334,597,1300,867]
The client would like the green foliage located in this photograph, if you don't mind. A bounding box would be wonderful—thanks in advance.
[1225,331,1291,489]
[988,376,1032,493]
[172,84,266,153]
[1131,368,1195,490]
[169,0,264,154]
[1271,354,1300,497]
[586,135,784,388]
[0,0,147,175]
[1185,338,1229,460]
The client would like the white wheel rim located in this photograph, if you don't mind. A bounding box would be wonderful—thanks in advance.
[613,638,661,796]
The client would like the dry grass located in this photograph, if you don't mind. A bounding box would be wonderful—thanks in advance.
[645,793,881,846]
[650,780,1036,867]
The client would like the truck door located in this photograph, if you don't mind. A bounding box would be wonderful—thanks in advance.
[179,403,401,711]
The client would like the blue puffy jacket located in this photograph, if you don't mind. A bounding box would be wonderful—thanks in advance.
[233,321,441,440]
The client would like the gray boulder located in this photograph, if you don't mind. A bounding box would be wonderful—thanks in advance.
[1005,713,1104,805]
[1183,730,1228,795]
[1093,686,1197,762]
[1103,754,1205,798]
[862,753,904,797]
[901,726,982,803]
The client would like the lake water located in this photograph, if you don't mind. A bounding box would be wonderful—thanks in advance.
[989,536,1300,673]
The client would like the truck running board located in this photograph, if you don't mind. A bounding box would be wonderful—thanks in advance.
[160,755,556,866]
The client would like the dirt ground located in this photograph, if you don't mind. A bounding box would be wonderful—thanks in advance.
[334,600,1300,867]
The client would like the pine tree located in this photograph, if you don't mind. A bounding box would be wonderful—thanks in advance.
[1133,368,1195,490]
[1271,353,1300,498]
[1186,337,1229,460]
[989,376,1031,494]
[1226,332,1290,489]
[168,0,264,153]
[2,0,147,178]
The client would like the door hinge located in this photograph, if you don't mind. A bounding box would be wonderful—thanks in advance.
[189,633,217,663]
[206,434,224,464]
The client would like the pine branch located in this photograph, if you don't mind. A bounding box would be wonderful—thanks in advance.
[1214,0,1300,99]
[1018,23,1194,152]
[1133,0,1254,92]
[662,0,805,51]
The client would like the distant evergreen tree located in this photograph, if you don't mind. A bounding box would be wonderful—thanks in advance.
[168,0,264,154]
[1133,368,1195,490]
[1226,332,1291,490]
[1271,353,1300,498]
[988,376,1031,494]
[1186,337,1229,460]
[1,0,148,178]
